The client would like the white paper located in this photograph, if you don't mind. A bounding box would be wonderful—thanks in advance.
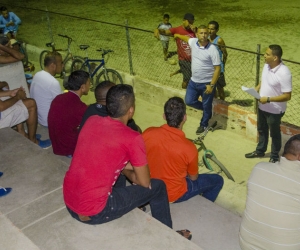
[241,86,261,99]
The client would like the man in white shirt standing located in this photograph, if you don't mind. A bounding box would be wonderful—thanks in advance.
[245,45,292,163]
[30,52,63,127]
[174,25,221,134]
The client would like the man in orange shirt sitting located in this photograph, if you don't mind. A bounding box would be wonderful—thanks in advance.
[142,97,223,203]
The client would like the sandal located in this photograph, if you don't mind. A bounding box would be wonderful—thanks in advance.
[176,229,192,240]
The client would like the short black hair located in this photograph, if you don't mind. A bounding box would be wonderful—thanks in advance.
[65,70,90,91]
[283,134,300,156]
[0,35,9,45]
[0,6,7,12]
[163,14,170,19]
[269,44,283,59]
[208,20,219,30]
[107,84,135,118]
[94,81,115,102]
[44,51,62,67]
[164,97,186,128]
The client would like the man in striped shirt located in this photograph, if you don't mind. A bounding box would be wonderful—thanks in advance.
[239,134,300,249]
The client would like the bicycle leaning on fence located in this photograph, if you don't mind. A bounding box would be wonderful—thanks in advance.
[70,45,123,91]
[190,121,235,181]
[39,34,83,77]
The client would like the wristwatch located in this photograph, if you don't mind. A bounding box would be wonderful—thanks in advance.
[267,97,270,103]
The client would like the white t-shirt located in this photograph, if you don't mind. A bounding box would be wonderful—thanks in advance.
[188,38,220,83]
[30,70,61,126]
[259,63,292,114]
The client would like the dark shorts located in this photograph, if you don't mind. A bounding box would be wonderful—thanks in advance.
[179,60,192,83]
[216,73,226,88]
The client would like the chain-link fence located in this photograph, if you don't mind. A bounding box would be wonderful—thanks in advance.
[10,6,300,127]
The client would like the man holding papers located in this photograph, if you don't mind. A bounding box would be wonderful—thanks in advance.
[245,45,292,163]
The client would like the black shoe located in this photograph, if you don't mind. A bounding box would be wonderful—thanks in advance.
[196,126,206,135]
[269,158,278,163]
[245,151,265,158]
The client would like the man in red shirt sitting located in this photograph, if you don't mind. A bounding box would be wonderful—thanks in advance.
[142,97,223,203]
[63,85,191,239]
[48,70,90,157]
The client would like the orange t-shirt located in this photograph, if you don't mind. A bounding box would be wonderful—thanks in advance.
[142,124,198,202]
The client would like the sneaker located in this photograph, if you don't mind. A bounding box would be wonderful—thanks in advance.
[36,134,42,140]
[269,158,278,163]
[196,126,206,135]
[38,139,52,149]
[245,151,265,158]
[0,172,3,177]
[0,187,12,197]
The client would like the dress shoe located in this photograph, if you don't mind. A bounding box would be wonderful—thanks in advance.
[245,151,265,158]
[269,158,278,163]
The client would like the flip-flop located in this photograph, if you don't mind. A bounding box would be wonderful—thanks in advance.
[176,229,192,240]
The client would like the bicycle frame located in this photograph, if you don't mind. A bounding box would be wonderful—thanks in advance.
[82,59,105,78]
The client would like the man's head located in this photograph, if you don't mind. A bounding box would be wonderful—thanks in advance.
[0,6,8,19]
[0,35,9,46]
[44,51,63,75]
[107,84,135,119]
[163,14,170,24]
[183,13,194,29]
[283,134,300,161]
[196,25,209,45]
[65,70,90,95]
[208,21,219,37]
[164,97,186,128]
[264,44,282,66]
[94,81,115,104]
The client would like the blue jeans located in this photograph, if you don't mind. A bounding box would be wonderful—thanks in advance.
[185,79,215,127]
[174,174,224,203]
[256,108,284,160]
[66,175,172,228]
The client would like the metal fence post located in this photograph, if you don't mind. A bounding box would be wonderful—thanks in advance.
[254,44,261,114]
[125,20,134,75]
[45,8,54,43]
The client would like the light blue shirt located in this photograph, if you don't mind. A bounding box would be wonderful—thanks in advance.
[0,12,21,34]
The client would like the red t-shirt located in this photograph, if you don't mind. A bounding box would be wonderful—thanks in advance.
[63,116,147,216]
[169,25,195,61]
[142,124,198,202]
[48,91,87,156]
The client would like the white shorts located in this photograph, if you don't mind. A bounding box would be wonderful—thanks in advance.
[0,100,28,129]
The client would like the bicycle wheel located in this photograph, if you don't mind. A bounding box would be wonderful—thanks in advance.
[203,150,235,181]
[19,43,28,67]
[70,58,85,73]
[64,56,84,74]
[39,50,50,70]
[96,68,123,86]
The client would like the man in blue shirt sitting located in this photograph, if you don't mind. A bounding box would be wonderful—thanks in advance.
[0,6,21,39]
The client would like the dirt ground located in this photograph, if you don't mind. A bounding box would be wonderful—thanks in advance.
[5,0,298,215]
[9,0,300,61]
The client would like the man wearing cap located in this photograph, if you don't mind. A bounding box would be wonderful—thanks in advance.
[154,13,196,89]
[174,25,221,135]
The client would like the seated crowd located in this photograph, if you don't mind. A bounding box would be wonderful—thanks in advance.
[1,9,298,247]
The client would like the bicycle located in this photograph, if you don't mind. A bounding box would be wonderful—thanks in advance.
[191,121,235,181]
[70,45,123,91]
[39,34,83,76]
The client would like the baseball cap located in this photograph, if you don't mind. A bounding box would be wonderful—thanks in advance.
[183,13,194,22]
[10,39,18,45]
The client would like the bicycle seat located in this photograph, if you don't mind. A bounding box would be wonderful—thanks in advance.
[79,45,90,50]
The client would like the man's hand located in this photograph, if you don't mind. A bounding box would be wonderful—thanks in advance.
[205,85,214,94]
[154,29,160,39]
[259,96,268,104]
[15,88,26,100]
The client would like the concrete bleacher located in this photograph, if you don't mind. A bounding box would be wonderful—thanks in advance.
[0,125,242,249]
